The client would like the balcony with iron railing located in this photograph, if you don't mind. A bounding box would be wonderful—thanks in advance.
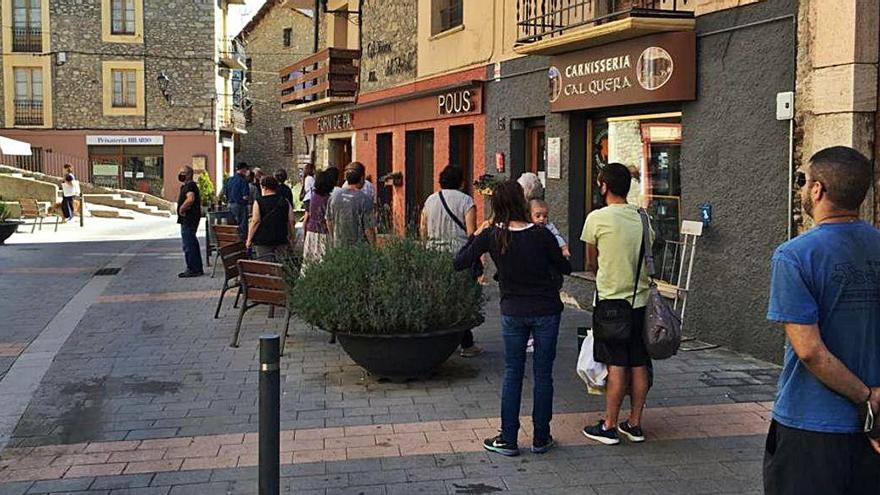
[12,26,42,52]
[279,48,360,112]
[219,38,247,70]
[14,99,43,126]
[515,0,694,55]
[218,98,247,134]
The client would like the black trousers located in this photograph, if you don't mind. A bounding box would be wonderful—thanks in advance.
[461,329,474,349]
[764,420,880,495]
[61,196,75,219]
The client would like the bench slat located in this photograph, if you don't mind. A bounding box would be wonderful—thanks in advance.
[246,288,286,306]
[242,273,284,290]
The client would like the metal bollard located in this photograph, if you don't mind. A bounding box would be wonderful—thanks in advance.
[79,192,84,227]
[259,335,280,495]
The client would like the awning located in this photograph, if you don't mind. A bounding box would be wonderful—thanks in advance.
[0,136,32,156]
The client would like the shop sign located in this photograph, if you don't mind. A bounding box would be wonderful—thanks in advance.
[548,32,695,112]
[304,112,355,135]
[438,89,476,116]
[86,135,164,145]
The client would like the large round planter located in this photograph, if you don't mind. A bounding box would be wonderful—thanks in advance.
[336,327,468,380]
[0,221,21,245]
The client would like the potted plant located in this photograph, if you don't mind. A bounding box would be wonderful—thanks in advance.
[197,172,215,213]
[474,174,501,196]
[0,201,22,245]
[286,237,484,379]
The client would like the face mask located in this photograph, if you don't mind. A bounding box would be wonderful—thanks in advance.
[178,174,187,183]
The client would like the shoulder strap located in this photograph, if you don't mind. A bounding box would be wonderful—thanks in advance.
[630,208,650,305]
[438,191,467,232]
[637,208,656,278]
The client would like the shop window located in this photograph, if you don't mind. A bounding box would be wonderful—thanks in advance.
[432,0,463,35]
[283,127,294,156]
[111,69,137,108]
[589,114,682,282]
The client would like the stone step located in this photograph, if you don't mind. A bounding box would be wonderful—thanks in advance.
[83,194,172,218]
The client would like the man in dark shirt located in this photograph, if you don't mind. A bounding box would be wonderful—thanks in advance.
[275,169,294,207]
[177,166,203,278]
[225,162,251,239]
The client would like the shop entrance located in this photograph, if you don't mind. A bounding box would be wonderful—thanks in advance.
[449,125,474,194]
[376,133,394,233]
[587,114,682,281]
[328,137,352,185]
[88,145,165,197]
[405,129,434,230]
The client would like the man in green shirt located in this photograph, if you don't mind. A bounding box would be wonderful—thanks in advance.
[581,163,653,446]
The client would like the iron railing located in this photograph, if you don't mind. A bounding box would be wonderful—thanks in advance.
[12,26,41,52]
[13,99,43,126]
[279,48,360,109]
[0,149,89,181]
[218,98,247,132]
[516,0,693,44]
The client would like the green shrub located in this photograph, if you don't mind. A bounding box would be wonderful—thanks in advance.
[197,173,215,206]
[0,202,9,222]
[287,237,484,335]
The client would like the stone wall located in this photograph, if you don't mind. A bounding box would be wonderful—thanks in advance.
[360,0,418,94]
[238,4,315,171]
[608,120,643,170]
[0,174,59,203]
[49,0,216,130]
[679,0,797,363]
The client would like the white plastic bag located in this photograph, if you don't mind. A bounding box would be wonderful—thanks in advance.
[577,330,607,395]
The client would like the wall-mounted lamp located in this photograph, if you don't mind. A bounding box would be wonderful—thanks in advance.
[157,71,172,104]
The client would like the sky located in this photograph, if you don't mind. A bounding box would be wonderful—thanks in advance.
[230,0,268,34]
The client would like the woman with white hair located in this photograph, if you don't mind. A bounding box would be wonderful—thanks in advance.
[517,172,545,201]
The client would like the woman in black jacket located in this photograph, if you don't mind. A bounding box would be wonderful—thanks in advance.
[454,180,572,457]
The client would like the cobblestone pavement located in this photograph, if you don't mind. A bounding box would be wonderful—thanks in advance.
[0,235,781,494]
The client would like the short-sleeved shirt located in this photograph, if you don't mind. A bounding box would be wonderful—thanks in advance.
[302,175,315,202]
[177,181,201,228]
[306,193,329,234]
[423,189,474,253]
[581,203,651,308]
[767,221,880,433]
[326,188,375,247]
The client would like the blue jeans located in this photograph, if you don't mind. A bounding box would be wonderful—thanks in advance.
[228,202,248,240]
[180,223,203,274]
[500,313,561,445]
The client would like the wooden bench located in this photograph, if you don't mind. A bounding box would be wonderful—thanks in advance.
[19,198,60,233]
[210,224,243,278]
[230,260,291,354]
[213,241,248,319]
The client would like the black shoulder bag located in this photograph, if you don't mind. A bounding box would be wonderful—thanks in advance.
[438,191,484,280]
[591,220,646,342]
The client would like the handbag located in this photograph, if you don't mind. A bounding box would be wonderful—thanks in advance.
[438,191,484,279]
[638,209,682,359]
[592,223,645,342]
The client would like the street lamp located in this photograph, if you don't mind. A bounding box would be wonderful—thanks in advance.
[157,71,172,104]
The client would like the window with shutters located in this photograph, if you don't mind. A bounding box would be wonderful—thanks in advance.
[111,69,137,108]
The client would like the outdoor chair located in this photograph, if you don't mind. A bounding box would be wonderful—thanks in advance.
[210,224,243,277]
[18,198,60,233]
[205,210,235,270]
[214,241,248,319]
[230,260,291,354]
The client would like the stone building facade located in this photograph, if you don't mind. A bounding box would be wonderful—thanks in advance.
[359,0,418,94]
[0,0,245,201]
[237,2,317,171]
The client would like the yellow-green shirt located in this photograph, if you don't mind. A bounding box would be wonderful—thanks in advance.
[581,203,652,308]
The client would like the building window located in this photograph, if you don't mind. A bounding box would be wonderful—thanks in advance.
[245,58,253,83]
[111,69,137,108]
[284,127,294,155]
[283,28,292,47]
[12,0,42,53]
[111,0,135,35]
[432,0,463,35]
[13,67,43,126]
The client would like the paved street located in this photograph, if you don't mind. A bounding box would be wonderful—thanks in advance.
[0,221,780,494]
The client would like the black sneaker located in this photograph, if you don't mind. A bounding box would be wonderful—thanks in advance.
[582,420,620,445]
[483,435,519,456]
[178,270,202,278]
[617,422,645,442]
[531,436,555,454]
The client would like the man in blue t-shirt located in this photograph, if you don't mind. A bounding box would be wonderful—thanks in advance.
[225,162,251,239]
[765,146,880,494]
